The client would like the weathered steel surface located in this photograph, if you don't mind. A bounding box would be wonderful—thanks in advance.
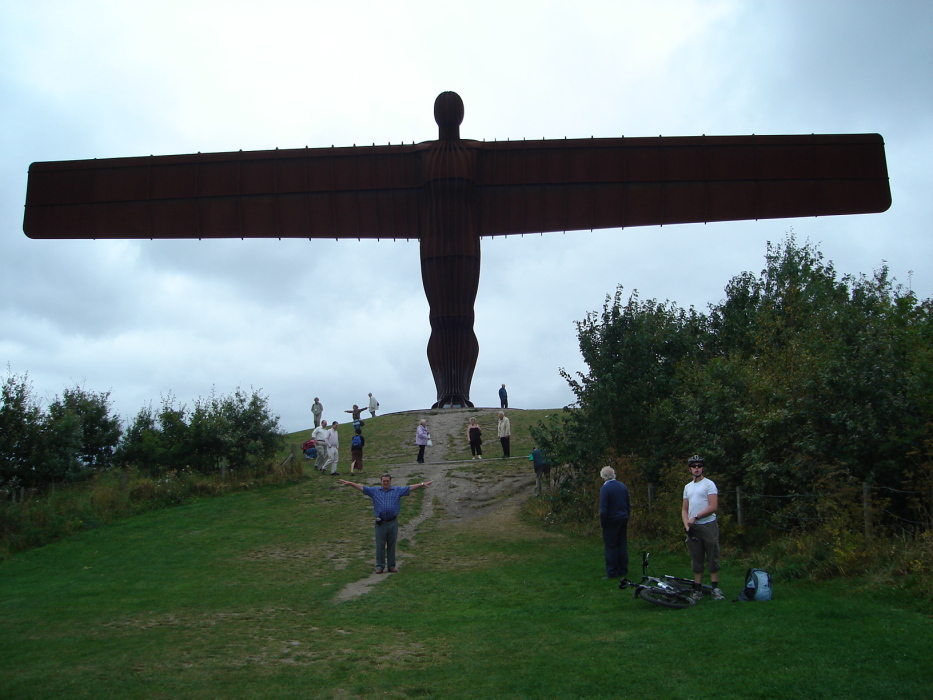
[24,134,890,240]
[23,91,891,407]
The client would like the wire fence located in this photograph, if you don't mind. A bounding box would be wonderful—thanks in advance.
[643,482,932,537]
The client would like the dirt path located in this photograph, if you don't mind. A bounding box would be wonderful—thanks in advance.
[334,407,536,601]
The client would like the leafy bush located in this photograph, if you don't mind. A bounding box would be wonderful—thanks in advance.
[532,235,933,535]
[115,387,285,476]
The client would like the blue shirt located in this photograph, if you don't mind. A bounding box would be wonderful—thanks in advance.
[361,485,411,520]
[599,479,630,522]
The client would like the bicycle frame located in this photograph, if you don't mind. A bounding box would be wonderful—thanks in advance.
[628,551,711,609]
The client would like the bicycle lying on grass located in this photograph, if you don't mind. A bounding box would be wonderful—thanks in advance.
[622,551,712,609]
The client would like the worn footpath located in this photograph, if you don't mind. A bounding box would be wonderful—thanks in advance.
[335,407,536,600]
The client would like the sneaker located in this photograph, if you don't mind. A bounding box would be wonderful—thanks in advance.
[375,567,384,574]
[689,590,703,602]
[712,587,725,600]
[387,567,398,573]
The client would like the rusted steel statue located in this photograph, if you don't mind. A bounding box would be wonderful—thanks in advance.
[23,91,890,408]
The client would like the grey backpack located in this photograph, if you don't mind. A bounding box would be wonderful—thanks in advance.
[737,568,772,601]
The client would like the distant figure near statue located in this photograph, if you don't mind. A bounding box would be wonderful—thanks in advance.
[499,384,508,409]
[23,93,891,409]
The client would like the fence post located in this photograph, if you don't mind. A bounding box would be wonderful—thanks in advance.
[647,484,654,513]
[863,482,873,540]
[221,458,228,480]
[736,486,744,526]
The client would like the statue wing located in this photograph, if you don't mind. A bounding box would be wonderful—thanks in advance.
[24,144,424,240]
[473,133,891,237]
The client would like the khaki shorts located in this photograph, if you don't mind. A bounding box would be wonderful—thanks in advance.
[686,520,720,574]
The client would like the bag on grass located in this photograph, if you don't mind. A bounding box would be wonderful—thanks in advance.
[737,568,772,601]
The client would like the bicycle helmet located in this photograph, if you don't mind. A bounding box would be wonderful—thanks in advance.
[687,454,705,467]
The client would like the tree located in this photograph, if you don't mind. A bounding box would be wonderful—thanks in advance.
[48,386,122,469]
[0,370,83,489]
[534,235,933,532]
[115,387,284,475]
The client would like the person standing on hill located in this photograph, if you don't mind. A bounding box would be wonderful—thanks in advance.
[368,393,379,418]
[530,446,549,495]
[599,466,631,585]
[350,428,365,474]
[499,384,508,408]
[467,417,483,459]
[323,421,341,475]
[311,398,323,433]
[497,411,511,458]
[344,404,366,431]
[681,455,725,601]
[312,418,329,472]
[339,474,432,574]
[415,419,431,463]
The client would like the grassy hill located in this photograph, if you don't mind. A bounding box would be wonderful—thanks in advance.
[281,407,560,465]
[1,408,932,698]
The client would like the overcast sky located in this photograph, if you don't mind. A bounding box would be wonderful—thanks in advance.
[2,0,930,434]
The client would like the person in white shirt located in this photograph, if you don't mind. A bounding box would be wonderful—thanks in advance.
[497,411,511,458]
[681,455,725,600]
[312,419,329,472]
[322,421,341,475]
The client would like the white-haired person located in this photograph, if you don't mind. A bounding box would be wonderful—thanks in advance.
[599,466,632,586]
[415,419,431,463]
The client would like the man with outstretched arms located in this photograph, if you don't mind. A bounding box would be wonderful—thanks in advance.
[339,474,432,574]
[682,455,725,600]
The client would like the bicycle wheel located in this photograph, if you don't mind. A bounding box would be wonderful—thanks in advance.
[637,586,696,609]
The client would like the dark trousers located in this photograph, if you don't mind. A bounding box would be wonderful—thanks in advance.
[500,436,510,458]
[417,444,426,463]
[602,517,629,578]
[375,519,399,569]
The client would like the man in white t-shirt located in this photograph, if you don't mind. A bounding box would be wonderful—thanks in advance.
[681,455,725,600]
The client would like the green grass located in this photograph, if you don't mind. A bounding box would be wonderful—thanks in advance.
[2,411,932,698]
[284,408,557,466]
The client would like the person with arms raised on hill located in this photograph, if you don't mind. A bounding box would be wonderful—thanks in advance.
[339,474,432,574]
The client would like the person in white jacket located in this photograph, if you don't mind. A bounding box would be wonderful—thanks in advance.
[497,411,511,458]
[322,421,341,475]
[312,419,329,472]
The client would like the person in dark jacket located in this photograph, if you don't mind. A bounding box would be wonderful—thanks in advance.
[599,466,631,584]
